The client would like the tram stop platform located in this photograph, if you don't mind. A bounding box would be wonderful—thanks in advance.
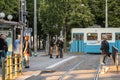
[4,51,77,80]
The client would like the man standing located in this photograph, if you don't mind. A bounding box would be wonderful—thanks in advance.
[100,35,110,74]
[58,38,64,58]
[0,34,8,67]
[49,37,55,58]
[56,38,60,58]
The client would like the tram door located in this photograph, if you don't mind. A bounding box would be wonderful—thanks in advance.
[70,33,79,52]
[70,33,84,53]
[115,33,120,52]
[79,33,84,52]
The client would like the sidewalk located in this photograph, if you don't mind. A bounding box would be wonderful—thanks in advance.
[15,51,77,80]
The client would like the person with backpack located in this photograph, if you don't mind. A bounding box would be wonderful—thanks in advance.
[100,35,110,74]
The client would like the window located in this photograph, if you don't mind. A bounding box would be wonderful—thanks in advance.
[87,33,97,40]
[101,33,112,40]
[73,33,84,40]
[116,33,120,40]
[73,33,79,40]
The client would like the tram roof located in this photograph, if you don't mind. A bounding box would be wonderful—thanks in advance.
[71,28,120,33]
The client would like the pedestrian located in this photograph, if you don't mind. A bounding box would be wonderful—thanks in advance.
[23,36,30,68]
[14,35,21,67]
[0,34,8,67]
[58,38,64,58]
[14,35,21,54]
[49,37,55,58]
[100,35,110,73]
[56,38,60,58]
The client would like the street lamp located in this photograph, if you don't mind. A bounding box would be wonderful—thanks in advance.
[0,12,5,19]
[7,15,13,21]
[0,12,13,21]
[105,0,108,28]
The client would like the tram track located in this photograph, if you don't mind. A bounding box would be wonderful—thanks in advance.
[38,54,102,80]
[94,64,102,80]
[58,54,102,80]
[58,59,85,80]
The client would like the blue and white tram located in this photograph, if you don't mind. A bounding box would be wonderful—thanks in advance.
[70,28,120,53]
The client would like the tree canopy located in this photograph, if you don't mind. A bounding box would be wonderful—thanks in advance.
[0,0,120,37]
[0,0,19,21]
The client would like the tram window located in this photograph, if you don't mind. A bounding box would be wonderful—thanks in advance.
[79,34,84,40]
[101,33,112,40]
[116,34,120,40]
[87,33,97,40]
[73,33,79,40]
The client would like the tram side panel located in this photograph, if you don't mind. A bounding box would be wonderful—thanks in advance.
[115,33,120,52]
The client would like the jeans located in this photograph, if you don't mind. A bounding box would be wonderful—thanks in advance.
[0,50,5,66]
[100,54,108,66]
[59,47,63,58]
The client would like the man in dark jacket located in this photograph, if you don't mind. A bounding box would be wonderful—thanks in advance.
[100,35,109,74]
[0,34,8,67]
[49,37,55,58]
[58,38,64,58]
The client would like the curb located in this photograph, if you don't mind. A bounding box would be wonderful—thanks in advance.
[15,71,41,80]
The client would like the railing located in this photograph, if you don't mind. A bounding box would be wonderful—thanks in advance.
[2,54,22,80]
[112,46,119,71]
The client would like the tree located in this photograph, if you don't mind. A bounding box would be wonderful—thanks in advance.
[38,0,64,36]
[0,0,19,21]
[88,0,120,27]
[108,0,120,27]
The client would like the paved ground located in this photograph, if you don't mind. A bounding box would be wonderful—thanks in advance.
[0,51,120,80]
[15,51,77,80]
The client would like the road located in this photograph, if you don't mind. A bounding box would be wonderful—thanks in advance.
[1,52,120,80]
[26,54,101,80]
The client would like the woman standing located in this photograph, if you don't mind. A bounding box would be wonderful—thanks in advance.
[23,36,30,68]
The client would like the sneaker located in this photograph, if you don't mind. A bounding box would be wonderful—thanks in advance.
[25,66,29,68]
[100,71,105,74]
[101,63,105,66]
[105,67,109,72]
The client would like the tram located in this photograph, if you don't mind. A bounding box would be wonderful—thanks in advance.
[70,28,120,53]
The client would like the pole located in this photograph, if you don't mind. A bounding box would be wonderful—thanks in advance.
[105,0,108,28]
[20,0,24,22]
[34,0,37,53]
[23,0,26,23]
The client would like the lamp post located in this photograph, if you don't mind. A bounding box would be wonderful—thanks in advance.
[20,0,26,23]
[34,0,37,53]
[105,0,108,28]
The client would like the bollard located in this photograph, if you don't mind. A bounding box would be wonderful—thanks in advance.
[15,54,18,76]
[19,54,22,75]
[2,57,5,80]
[9,55,13,79]
[6,56,10,79]
[115,52,119,71]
